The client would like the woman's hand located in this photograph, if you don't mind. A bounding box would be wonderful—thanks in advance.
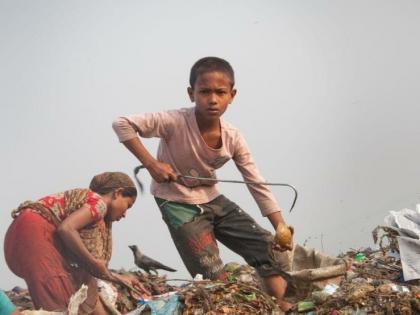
[111,273,151,297]
[146,160,178,183]
[88,258,114,281]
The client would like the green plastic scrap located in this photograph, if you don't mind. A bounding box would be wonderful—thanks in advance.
[297,301,315,312]
[354,253,366,262]
[244,292,257,302]
[224,262,241,273]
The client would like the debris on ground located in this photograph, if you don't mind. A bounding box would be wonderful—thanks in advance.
[12,285,88,315]
[176,264,281,315]
[5,226,420,314]
[300,226,420,314]
[5,287,34,311]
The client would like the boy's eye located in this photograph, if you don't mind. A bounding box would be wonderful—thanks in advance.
[199,89,227,96]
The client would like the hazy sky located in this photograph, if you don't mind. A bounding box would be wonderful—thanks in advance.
[1,1,419,289]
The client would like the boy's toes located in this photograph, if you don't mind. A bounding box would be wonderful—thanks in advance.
[278,300,294,312]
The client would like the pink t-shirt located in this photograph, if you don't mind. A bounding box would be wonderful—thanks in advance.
[112,107,280,216]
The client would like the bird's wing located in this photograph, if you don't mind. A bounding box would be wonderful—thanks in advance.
[142,255,175,271]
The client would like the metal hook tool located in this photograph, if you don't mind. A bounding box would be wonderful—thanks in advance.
[134,165,298,212]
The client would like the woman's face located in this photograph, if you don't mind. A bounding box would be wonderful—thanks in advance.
[107,192,136,222]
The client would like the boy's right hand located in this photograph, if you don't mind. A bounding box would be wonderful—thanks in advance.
[146,160,178,183]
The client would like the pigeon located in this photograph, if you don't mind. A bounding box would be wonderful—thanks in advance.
[129,245,177,275]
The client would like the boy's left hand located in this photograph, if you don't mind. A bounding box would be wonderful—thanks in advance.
[272,226,294,252]
[272,238,294,252]
[267,212,294,251]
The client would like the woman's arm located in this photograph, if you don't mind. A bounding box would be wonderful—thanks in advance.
[57,206,151,295]
[56,206,113,280]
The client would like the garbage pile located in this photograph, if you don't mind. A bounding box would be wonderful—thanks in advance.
[107,270,178,313]
[5,285,88,315]
[175,264,281,314]
[5,287,34,311]
[293,226,420,314]
[107,265,282,314]
[5,225,420,314]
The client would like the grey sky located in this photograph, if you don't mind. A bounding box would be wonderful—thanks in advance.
[1,1,419,289]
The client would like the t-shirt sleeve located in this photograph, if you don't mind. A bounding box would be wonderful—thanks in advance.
[85,192,107,223]
[232,132,281,217]
[112,110,178,142]
[0,291,16,315]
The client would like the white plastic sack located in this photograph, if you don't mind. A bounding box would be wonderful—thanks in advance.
[384,204,420,280]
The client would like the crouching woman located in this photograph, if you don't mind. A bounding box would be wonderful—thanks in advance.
[4,172,148,314]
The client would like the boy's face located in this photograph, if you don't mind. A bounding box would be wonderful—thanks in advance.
[188,71,236,122]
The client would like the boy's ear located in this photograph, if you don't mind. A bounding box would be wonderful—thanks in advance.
[187,87,194,102]
[231,88,237,100]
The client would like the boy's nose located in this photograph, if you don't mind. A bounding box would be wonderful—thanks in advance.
[209,93,217,104]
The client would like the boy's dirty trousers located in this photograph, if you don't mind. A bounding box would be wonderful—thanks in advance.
[155,194,287,280]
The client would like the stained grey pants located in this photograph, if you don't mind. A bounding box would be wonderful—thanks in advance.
[155,194,288,281]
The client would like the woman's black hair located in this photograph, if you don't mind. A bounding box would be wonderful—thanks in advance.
[89,172,137,198]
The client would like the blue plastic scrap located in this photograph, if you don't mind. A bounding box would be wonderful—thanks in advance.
[145,293,181,315]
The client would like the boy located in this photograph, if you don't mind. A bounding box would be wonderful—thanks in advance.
[112,57,294,311]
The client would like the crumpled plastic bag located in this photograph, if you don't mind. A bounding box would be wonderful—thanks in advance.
[144,292,181,315]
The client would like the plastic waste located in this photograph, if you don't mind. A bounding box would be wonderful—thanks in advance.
[97,279,118,306]
[193,274,203,281]
[297,301,315,312]
[144,292,181,315]
[389,284,410,293]
[354,253,366,262]
[323,283,339,295]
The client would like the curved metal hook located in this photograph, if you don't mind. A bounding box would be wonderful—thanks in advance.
[134,165,298,212]
[133,165,144,193]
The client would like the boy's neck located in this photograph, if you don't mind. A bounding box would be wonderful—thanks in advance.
[194,110,223,149]
[194,111,220,133]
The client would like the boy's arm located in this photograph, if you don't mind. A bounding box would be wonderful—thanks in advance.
[112,114,178,182]
[266,210,287,230]
[232,132,293,248]
[232,134,282,217]
[121,138,178,182]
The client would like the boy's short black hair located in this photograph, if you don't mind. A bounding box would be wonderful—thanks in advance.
[189,57,235,88]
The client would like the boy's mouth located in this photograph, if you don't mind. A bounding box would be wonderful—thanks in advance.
[207,107,219,114]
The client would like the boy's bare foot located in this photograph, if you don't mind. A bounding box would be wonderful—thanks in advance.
[278,300,294,312]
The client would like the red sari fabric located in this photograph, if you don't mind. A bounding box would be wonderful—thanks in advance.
[4,210,97,312]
